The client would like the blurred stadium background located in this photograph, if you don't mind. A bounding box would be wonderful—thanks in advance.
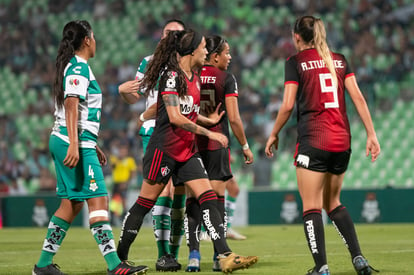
[0,0,414,226]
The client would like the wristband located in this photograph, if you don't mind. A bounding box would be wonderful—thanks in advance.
[139,113,146,122]
[242,143,249,150]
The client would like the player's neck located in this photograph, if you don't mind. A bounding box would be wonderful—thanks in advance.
[298,42,314,52]
[179,58,193,78]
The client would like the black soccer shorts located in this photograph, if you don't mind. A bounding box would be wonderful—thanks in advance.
[294,143,351,174]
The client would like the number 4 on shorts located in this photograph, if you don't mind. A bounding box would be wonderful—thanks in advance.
[88,165,95,178]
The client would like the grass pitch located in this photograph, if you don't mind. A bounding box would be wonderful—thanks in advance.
[0,224,413,274]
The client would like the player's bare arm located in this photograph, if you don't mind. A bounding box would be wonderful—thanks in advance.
[118,79,142,104]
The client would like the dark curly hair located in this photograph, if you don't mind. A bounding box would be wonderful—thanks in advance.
[141,29,201,98]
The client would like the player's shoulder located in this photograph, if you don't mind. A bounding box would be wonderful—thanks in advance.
[66,56,90,77]
[138,54,153,72]
[224,71,237,83]
[286,54,298,63]
[331,51,346,60]
[160,70,179,91]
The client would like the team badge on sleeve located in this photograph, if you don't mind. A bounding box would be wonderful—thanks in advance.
[166,77,176,88]
[69,77,80,87]
[166,71,177,89]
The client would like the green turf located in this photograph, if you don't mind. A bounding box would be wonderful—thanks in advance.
[1,224,413,274]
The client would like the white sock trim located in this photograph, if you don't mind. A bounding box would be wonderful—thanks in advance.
[89,210,109,219]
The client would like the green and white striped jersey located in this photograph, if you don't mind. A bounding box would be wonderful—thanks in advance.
[51,55,102,148]
[136,55,157,134]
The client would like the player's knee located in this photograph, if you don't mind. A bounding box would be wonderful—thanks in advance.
[89,209,109,222]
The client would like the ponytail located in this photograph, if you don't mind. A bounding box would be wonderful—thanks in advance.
[53,20,92,108]
[313,18,337,87]
[205,35,226,60]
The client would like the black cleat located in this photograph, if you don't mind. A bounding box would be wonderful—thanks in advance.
[353,255,379,275]
[306,265,330,275]
[108,261,148,275]
[32,264,67,275]
[156,254,181,272]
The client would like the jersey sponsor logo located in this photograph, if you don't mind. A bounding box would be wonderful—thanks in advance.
[305,220,319,254]
[72,66,82,74]
[297,154,310,168]
[161,165,170,177]
[180,95,200,115]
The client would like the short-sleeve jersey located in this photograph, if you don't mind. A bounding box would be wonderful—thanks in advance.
[136,55,157,134]
[146,70,201,162]
[51,55,102,148]
[285,48,353,152]
[110,155,137,183]
[196,65,238,151]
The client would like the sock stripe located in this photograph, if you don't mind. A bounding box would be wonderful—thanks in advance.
[186,197,197,206]
[217,196,225,203]
[136,196,156,209]
[303,209,322,218]
[198,190,217,204]
[328,204,345,216]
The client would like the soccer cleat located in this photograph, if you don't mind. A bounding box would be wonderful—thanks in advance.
[32,264,67,275]
[226,228,246,240]
[306,265,330,275]
[218,252,258,274]
[156,254,181,272]
[212,252,221,272]
[185,250,201,272]
[108,261,148,275]
[353,255,379,275]
[212,260,221,272]
[199,231,211,241]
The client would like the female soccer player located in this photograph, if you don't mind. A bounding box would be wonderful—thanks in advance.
[185,35,254,272]
[32,20,147,275]
[116,29,257,274]
[265,16,380,275]
[118,19,186,272]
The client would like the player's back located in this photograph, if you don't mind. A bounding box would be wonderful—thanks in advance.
[287,48,351,152]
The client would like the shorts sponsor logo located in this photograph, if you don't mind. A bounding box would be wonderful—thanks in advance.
[161,166,170,177]
[297,154,310,168]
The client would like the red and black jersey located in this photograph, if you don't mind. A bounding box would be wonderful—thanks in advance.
[196,65,238,151]
[285,48,353,152]
[147,70,201,162]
